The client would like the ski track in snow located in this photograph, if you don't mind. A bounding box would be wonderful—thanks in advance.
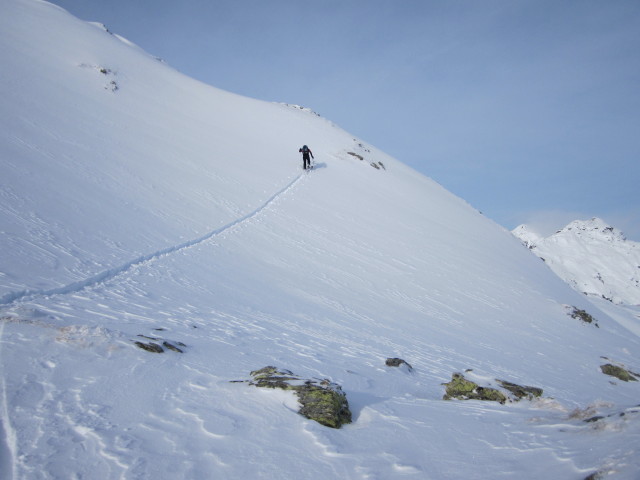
[3,2,640,475]
[0,171,311,479]
[0,173,306,309]
[0,322,17,480]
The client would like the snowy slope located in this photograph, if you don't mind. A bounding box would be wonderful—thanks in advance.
[1,1,639,479]
[513,218,640,306]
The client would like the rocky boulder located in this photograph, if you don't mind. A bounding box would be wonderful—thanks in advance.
[385,357,413,371]
[248,366,352,429]
[600,364,638,382]
[443,373,543,404]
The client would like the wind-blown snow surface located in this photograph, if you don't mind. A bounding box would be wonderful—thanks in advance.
[1,1,639,479]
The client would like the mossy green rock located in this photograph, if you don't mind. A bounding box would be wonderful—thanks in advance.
[600,364,638,382]
[443,373,507,404]
[442,374,544,403]
[249,367,352,429]
[297,382,352,429]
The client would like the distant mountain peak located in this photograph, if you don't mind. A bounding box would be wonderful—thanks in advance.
[513,218,640,305]
[558,217,627,242]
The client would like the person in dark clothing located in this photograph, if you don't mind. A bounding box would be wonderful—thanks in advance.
[299,145,314,170]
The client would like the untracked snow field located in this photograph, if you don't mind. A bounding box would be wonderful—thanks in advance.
[1,1,639,479]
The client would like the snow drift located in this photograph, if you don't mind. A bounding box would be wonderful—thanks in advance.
[1,1,639,478]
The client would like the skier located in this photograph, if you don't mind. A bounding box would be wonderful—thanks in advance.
[299,145,314,170]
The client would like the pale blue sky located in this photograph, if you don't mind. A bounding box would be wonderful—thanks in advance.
[52,0,640,240]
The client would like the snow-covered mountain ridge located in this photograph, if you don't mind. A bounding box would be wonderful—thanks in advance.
[513,218,640,306]
[1,1,639,478]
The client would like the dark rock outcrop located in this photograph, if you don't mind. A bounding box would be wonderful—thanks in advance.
[569,306,599,327]
[134,341,164,353]
[385,357,413,371]
[496,379,544,400]
[134,334,186,354]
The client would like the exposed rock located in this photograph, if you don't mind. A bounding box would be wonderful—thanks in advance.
[250,366,299,389]
[248,366,352,428]
[443,373,544,404]
[134,334,186,354]
[584,415,605,423]
[569,306,599,327]
[496,379,543,399]
[134,341,164,353]
[584,471,605,480]
[600,364,638,382]
[385,357,413,371]
[583,404,640,424]
[442,373,507,404]
[162,341,184,353]
[297,382,351,429]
